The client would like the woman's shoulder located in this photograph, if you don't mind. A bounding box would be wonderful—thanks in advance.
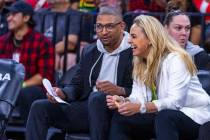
[163,53,187,69]
[164,52,182,63]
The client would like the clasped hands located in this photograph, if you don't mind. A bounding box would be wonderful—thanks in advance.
[106,95,141,116]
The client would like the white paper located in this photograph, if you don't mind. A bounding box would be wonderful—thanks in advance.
[42,78,70,105]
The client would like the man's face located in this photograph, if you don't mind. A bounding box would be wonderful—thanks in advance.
[7,12,29,31]
[95,14,124,47]
[165,15,191,48]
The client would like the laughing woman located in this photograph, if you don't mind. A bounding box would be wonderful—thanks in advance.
[106,15,210,140]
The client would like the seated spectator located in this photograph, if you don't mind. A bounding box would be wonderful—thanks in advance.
[34,0,81,74]
[107,15,210,140]
[25,6,133,140]
[88,6,132,140]
[167,0,203,46]
[69,0,80,10]
[0,1,54,123]
[164,8,210,70]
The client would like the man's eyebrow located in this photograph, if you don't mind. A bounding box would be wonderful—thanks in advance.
[173,24,191,27]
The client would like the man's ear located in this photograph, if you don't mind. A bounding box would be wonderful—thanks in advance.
[23,15,30,23]
[121,21,126,30]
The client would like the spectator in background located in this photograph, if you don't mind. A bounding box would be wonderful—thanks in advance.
[0,1,54,123]
[69,0,79,10]
[167,0,202,47]
[108,14,210,140]
[0,0,8,36]
[26,6,133,140]
[34,0,81,77]
[164,9,210,70]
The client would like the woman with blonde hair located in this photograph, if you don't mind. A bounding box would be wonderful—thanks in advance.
[107,15,210,140]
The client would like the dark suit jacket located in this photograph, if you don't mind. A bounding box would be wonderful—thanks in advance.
[62,43,133,102]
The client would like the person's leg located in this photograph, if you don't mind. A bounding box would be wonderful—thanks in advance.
[109,112,156,140]
[17,86,46,124]
[155,109,200,140]
[26,99,64,140]
[88,92,113,140]
[26,99,89,140]
[198,121,210,140]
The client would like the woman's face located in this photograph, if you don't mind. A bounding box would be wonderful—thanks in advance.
[165,15,191,48]
[129,24,150,58]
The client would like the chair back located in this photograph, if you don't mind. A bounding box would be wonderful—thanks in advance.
[0,59,25,120]
[197,70,210,96]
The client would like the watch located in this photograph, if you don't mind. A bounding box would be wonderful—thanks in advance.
[140,103,146,114]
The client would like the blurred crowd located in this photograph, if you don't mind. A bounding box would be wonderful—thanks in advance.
[0,0,209,52]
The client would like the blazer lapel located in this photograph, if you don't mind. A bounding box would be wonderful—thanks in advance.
[117,48,132,85]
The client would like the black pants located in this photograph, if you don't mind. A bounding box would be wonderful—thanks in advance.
[17,86,46,124]
[109,109,200,140]
[26,99,89,140]
[109,111,156,140]
[88,92,114,140]
[199,121,210,140]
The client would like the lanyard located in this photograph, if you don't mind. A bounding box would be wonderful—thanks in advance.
[151,83,157,101]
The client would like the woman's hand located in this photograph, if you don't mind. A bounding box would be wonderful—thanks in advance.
[106,95,125,109]
[118,102,140,116]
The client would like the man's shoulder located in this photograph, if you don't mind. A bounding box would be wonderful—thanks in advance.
[120,47,133,56]
[82,43,97,54]
[30,30,51,42]
[122,47,132,52]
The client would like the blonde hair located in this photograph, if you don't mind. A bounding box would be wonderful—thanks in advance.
[132,15,196,87]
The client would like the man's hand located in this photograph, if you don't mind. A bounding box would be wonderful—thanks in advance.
[96,81,125,95]
[118,102,140,116]
[46,87,66,103]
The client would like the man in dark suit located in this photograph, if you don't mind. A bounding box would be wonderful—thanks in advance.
[26,6,133,140]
